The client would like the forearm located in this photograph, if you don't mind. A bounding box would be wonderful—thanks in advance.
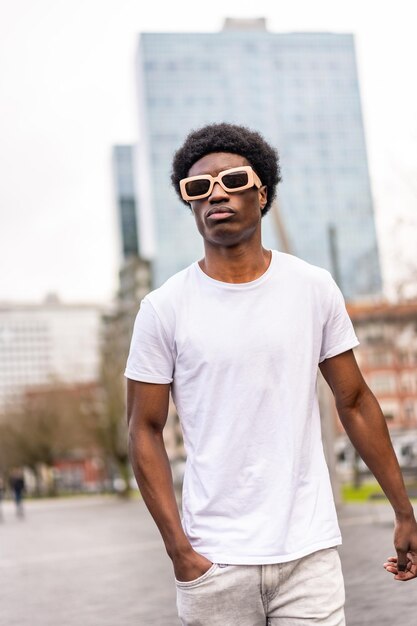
[338,386,414,519]
[128,424,192,559]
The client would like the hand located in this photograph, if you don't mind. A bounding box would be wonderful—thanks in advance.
[383,554,417,581]
[173,548,213,582]
[384,515,417,581]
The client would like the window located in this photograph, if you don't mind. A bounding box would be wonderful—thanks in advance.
[401,373,414,393]
[368,351,393,367]
[370,373,396,394]
[363,323,385,345]
[380,400,399,422]
[404,402,415,421]
[398,351,410,365]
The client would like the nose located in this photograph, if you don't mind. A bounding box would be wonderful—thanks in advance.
[209,181,229,202]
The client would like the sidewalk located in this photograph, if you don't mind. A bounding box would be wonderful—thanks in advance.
[338,502,415,626]
[0,496,415,625]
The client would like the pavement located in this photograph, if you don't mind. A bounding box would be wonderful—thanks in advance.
[0,495,415,626]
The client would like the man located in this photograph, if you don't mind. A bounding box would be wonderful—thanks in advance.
[125,123,417,625]
[9,467,25,518]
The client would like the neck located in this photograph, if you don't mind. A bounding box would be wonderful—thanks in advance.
[199,240,272,283]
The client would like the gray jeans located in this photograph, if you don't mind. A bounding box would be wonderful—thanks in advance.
[175,547,345,625]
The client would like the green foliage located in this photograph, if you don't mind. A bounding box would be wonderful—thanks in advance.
[342,482,385,502]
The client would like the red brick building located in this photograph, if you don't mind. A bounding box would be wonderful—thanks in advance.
[334,299,417,476]
[347,299,417,430]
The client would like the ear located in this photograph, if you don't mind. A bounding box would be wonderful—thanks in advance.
[258,185,268,211]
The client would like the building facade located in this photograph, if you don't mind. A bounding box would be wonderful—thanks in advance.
[135,19,382,299]
[0,296,103,414]
[113,145,140,261]
[111,143,152,359]
[335,300,417,476]
[348,300,417,430]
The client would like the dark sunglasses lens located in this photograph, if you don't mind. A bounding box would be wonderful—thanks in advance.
[222,171,249,189]
[185,179,211,197]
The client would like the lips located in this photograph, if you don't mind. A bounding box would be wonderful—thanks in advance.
[206,206,236,220]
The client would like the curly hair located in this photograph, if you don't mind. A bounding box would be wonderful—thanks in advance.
[171,123,281,216]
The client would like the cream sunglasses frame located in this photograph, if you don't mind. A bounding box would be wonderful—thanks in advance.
[179,165,262,202]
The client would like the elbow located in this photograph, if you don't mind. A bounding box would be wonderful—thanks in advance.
[127,414,163,453]
[336,382,370,420]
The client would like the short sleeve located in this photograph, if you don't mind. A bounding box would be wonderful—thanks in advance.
[124,298,174,383]
[319,278,359,363]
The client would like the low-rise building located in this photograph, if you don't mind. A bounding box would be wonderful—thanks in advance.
[335,299,417,477]
[0,295,103,415]
[348,299,417,429]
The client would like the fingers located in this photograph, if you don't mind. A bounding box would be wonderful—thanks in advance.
[383,557,398,575]
[383,554,417,581]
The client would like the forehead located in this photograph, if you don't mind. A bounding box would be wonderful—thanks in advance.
[187,152,250,177]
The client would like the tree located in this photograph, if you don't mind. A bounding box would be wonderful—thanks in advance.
[0,382,99,495]
[97,311,132,497]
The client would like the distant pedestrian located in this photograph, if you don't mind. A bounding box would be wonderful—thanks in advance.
[0,475,4,522]
[10,468,25,518]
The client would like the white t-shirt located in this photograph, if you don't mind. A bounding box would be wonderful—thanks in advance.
[125,250,359,564]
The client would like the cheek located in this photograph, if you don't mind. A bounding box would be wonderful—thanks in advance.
[192,209,206,233]
[241,196,262,218]
[190,201,203,216]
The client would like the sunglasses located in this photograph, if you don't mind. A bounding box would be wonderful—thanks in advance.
[179,166,263,201]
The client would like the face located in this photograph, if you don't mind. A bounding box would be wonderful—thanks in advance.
[185,152,267,248]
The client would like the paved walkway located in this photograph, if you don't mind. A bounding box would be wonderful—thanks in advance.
[0,496,415,625]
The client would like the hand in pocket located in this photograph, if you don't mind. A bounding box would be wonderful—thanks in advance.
[173,548,213,582]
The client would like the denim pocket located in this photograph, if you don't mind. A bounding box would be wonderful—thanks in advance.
[175,563,218,588]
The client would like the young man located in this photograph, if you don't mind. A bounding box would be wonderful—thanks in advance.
[125,123,417,625]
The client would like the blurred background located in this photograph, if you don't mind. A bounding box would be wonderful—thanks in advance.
[1,1,417,624]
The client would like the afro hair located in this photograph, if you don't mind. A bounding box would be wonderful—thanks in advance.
[171,123,281,216]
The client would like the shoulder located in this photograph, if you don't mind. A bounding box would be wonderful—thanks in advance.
[273,252,339,323]
[143,262,196,319]
[129,265,196,348]
[274,251,334,290]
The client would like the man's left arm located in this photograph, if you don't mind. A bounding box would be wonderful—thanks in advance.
[319,349,417,581]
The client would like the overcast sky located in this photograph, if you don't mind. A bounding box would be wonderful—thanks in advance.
[0,0,416,304]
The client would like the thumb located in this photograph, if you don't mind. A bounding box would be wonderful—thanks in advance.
[396,548,408,578]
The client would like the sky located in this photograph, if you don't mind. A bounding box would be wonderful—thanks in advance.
[0,0,416,304]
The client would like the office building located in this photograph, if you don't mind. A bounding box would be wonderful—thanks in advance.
[111,144,152,357]
[0,296,103,414]
[135,19,382,299]
[113,145,140,261]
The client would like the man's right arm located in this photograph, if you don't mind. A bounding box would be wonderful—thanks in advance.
[127,378,213,581]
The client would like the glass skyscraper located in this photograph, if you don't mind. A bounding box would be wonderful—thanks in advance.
[113,145,140,260]
[135,21,382,299]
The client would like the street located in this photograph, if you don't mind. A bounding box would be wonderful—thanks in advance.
[0,496,415,626]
